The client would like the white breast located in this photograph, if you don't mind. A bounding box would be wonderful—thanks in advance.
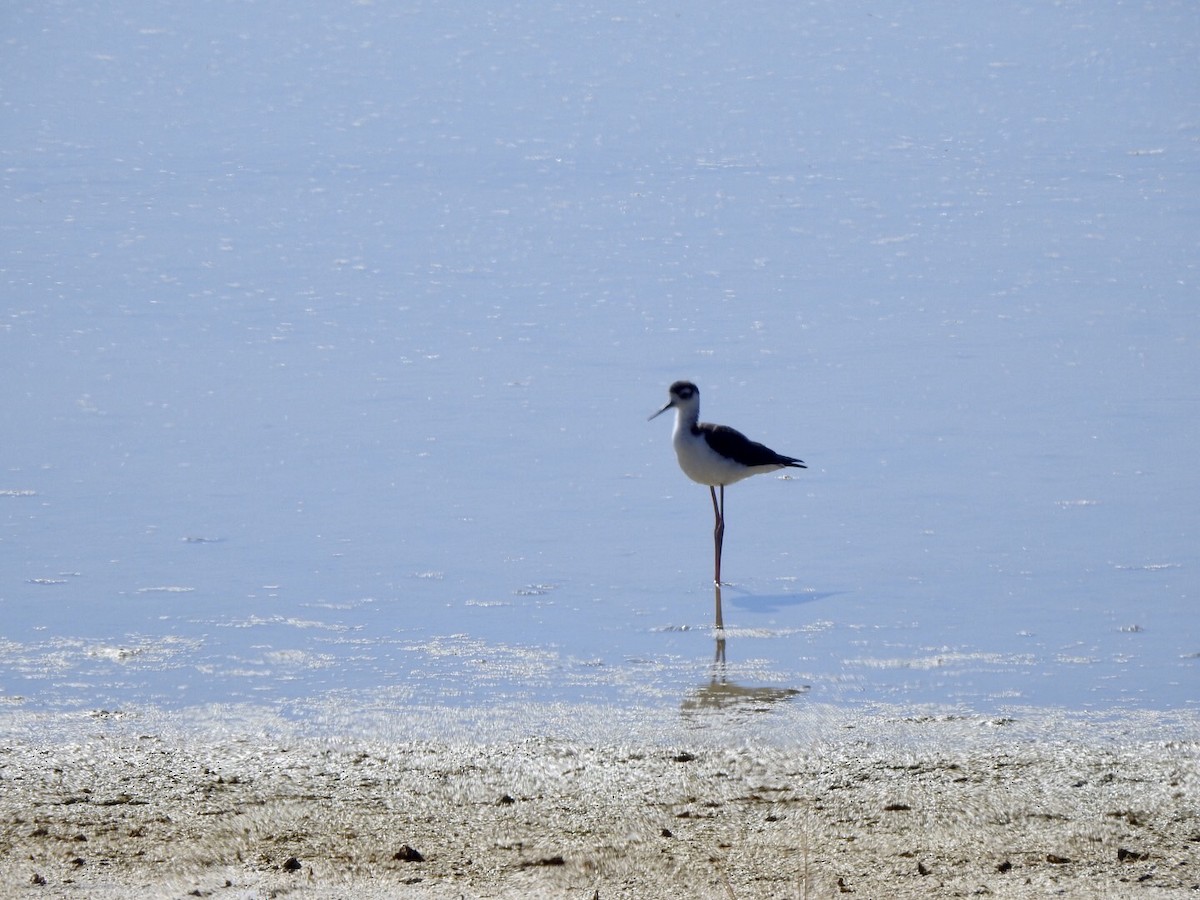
[673,424,769,486]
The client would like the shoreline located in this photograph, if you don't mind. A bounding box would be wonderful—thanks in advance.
[2,704,1197,898]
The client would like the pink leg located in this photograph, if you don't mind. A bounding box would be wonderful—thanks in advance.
[710,485,725,586]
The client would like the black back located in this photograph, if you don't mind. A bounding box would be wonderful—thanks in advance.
[698,423,806,469]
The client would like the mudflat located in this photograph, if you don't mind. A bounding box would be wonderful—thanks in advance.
[1,706,1197,899]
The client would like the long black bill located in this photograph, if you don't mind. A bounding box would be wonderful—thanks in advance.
[648,400,674,421]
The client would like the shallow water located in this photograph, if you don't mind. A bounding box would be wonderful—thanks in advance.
[3,0,1197,720]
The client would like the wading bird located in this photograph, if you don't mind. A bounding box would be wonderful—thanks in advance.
[650,381,805,591]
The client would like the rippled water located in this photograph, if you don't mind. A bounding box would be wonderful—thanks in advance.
[3,0,1197,719]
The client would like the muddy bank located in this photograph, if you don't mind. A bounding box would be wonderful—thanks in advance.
[1,706,1197,898]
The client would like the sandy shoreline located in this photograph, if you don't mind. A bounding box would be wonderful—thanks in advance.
[1,705,1197,899]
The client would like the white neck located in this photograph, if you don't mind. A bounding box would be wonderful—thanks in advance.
[673,402,700,434]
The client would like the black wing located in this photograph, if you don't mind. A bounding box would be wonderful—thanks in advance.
[698,423,806,468]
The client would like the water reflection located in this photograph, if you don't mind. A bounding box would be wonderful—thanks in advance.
[682,584,809,714]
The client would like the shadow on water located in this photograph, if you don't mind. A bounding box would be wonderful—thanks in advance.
[719,585,842,615]
[681,584,810,715]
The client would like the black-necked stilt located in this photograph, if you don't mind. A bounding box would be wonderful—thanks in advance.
[650,381,805,589]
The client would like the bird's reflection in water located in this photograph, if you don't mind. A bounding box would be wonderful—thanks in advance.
[682,584,809,714]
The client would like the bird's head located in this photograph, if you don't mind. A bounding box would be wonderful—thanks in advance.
[649,380,699,421]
